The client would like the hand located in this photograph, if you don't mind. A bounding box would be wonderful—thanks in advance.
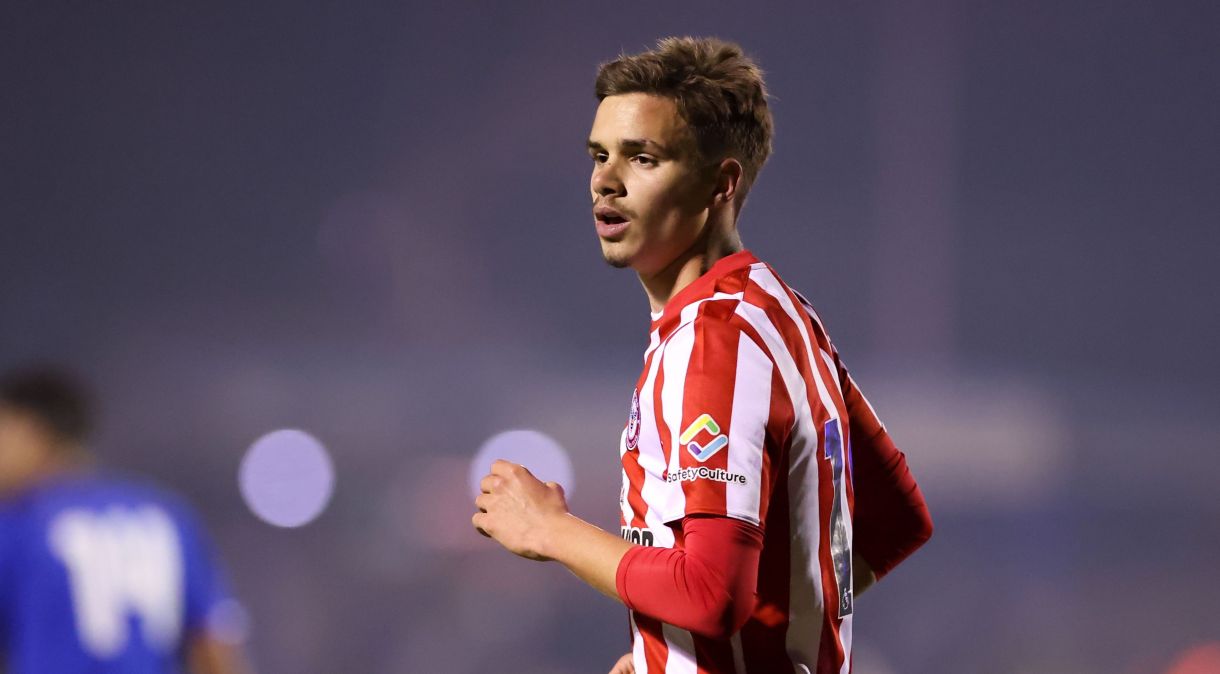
[472,459,570,560]
[608,653,634,674]
[853,553,878,596]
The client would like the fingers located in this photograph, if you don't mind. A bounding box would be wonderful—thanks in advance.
[490,459,537,481]
[471,511,491,538]
[609,652,633,674]
[480,474,502,494]
[489,459,520,477]
[545,481,566,498]
[474,493,492,512]
[608,653,634,674]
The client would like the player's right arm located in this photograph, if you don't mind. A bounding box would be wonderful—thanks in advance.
[615,515,763,640]
[611,310,773,639]
[476,311,773,640]
[473,465,763,640]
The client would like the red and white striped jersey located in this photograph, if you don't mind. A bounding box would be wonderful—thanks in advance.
[619,250,863,674]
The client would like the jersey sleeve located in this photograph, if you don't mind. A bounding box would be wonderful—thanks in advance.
[837,356,933,578]
[657,305,790,527]
[616,515,764,639]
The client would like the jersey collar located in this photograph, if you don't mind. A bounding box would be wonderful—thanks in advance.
[649,249,758,333]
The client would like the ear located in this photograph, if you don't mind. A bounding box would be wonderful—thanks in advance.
[711,158,744,208]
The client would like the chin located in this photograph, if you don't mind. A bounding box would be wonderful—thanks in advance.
[599,241,636,269]
[603,254,633,269]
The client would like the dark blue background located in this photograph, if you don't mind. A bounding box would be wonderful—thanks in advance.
[3,1,1217,672]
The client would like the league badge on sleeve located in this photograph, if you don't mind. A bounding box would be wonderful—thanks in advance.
[625,388,641,450]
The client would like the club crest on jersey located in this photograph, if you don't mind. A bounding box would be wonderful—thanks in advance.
[680,413,728,462]
[625,389,641,450]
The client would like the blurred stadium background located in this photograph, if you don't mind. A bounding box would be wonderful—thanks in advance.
[3,1,1217,672]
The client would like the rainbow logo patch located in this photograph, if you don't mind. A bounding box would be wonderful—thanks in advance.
[681,413,728,462]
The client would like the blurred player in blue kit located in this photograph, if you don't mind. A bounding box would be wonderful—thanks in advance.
[0,367,253,674]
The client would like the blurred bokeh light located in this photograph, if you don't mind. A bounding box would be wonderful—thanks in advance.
[468,429,575,499]
[239,429,335,528]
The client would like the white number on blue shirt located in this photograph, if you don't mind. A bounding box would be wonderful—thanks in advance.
[48,506,184,658]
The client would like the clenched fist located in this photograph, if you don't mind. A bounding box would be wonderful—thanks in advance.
[608,653,634,674]
[472,459,570,560]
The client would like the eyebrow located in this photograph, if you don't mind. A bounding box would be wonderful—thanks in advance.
[586,138,672,155]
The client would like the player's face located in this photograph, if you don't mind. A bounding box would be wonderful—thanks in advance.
[0,408,50,494]
[587,93,716,275]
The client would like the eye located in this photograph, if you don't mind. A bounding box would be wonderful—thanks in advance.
[591,151,608,164]
[631,155,657,166]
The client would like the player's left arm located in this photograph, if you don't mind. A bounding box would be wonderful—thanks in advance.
[853,554,878,595]
[840,359,933,582]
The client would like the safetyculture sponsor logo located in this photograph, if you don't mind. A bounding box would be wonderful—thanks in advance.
[665,465,747,485]
[680,413,728,461]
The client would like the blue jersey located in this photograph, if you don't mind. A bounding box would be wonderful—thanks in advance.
[0,472,234,673]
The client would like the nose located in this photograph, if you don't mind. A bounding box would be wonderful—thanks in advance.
[590,158,625,199]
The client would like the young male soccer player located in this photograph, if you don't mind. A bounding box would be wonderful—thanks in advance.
[0,367,252,674]
[472,37,933,673]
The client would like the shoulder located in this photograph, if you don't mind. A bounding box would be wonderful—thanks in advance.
[60,472,199,525]
[670,299,784,390]
[86,475,213,553]
[663,257,818,363]
[0,500,18,539]
[732,261,836,347]
[673,293,759,352]
[118,475,200,526]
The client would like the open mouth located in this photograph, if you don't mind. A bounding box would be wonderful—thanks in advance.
[594,204,628,223]
[594,205,631,238]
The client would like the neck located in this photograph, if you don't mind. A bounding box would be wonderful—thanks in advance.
[1,450,86,498]
[639,216,743,314]
[30,449,86,484]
